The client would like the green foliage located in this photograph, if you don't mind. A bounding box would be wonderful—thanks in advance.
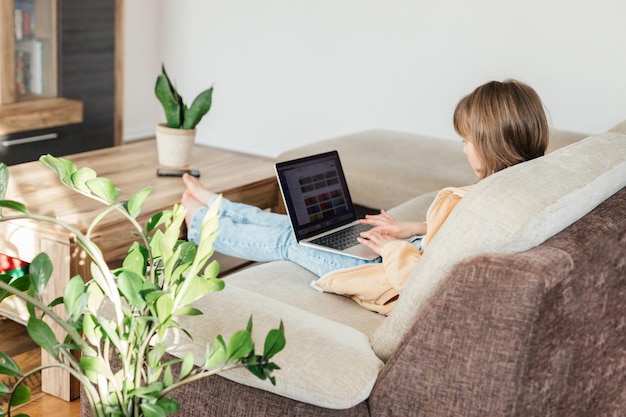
[155,64,213,130]
[0,161,285,417]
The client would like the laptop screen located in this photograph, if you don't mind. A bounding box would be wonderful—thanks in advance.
[275,151,357,240]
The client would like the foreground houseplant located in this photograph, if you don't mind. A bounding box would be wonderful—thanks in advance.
[0,158,284,417]
[154,64,214,167]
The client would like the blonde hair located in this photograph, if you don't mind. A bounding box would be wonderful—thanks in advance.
[453,79,549,179]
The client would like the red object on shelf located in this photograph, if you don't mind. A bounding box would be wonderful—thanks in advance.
[0,253,29,278]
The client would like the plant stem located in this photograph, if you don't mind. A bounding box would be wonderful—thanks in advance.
[5,361,104,417]
[159,362,244,398]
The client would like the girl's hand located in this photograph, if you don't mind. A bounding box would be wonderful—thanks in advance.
[357,229,397,255]
[360,210,400,236]
[360,210,426,239]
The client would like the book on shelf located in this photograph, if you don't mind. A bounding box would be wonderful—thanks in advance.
[14,0,35,41]
[15,38,43,95]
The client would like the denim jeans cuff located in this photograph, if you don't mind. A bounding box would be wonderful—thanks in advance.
[187,206,208,245]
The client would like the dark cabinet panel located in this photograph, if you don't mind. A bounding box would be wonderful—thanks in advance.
[59,0,116,154]
[0,124,82,166]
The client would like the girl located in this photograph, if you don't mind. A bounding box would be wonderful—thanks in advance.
[181,79,549,313]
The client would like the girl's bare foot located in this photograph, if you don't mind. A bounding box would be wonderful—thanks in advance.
[181,190,206,227]
[182,173,215,205]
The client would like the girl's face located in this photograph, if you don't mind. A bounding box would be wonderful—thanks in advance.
[463,138,482,176]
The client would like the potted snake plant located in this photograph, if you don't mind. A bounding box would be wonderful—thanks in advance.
[154,64,214,168]
[0,159,284,417]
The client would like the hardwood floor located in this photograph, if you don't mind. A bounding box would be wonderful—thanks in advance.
[0,317,80,416]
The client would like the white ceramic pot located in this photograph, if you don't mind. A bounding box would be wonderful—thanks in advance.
[155,123,196,168]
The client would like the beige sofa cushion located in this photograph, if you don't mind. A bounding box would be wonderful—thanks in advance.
[609,119,626,135]
[164,261,385,409]
[371,132,626,361]
[387,190,439,221]
[278,129,477,209]
[225,261,385,337]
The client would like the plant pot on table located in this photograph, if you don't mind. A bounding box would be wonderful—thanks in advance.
[155,123,196,168]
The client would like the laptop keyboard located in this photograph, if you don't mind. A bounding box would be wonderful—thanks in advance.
[310,223,372,250]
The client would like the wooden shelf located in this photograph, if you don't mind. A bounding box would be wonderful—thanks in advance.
[0,97,83,135]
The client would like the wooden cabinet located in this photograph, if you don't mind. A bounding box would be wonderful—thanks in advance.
[0,0,118,166]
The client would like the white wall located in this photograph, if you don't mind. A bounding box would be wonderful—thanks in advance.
[122,0,161,140]
[124,0,626,157]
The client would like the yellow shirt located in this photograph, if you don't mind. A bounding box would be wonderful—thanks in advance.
[312,187,469,315]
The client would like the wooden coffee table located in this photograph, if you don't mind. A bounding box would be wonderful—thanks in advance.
[0,139,281,401]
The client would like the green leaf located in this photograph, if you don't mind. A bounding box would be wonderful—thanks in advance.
[117,271,147,311]
[155,64,183,129]
[70,167,97,192]
[80,356,109,383]
[182,86,213,129]
[27,318,59,359]
[47,296,64,309]
[96,319,121,352]
[82,313,101,347]
[203,260,220,279]
[175,275,224,307]
[226,330,254,361]
[122,242,148,276]
[163,365,173,388]
[147,210,171,234]
[149,230,165,259]
[0,352,22,377]
[10,385,30,407]
[64,275,87,322]
[179,352,195,380]
[140,402,167,417]
[28,252,53,296]
[0,200,29,214]
[263,322,286,359]
[173,306,203,317]
[205,336,227,369]
[176,241,197,266]
[147,344,166,369]
[155,294,174,324]
[126,186,152,218]
[0,275,30,304]
[131,381,163,399]
[86,177,120,204]
[0,163,8,200]
[86,281,105,313]
[156,397,180,414]
[39,155,77,187]
[0,381,10,395]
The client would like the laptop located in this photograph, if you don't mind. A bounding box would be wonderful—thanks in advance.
[275,150,379,260]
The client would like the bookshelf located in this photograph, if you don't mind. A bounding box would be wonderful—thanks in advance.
[0,0,120,166]
[0,0,82,133]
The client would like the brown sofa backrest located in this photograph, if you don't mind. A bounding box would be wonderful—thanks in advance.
[370,187,626,417]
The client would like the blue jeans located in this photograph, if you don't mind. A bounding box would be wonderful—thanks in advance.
[187,197,380,277]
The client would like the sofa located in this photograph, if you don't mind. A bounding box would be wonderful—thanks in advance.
[83,123,626,416]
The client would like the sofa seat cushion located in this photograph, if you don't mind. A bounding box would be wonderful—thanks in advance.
[371,132,626,361]
[225,261,385,337]
[163,261,385,409]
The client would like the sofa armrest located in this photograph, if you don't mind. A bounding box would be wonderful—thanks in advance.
[369,249,570,416]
